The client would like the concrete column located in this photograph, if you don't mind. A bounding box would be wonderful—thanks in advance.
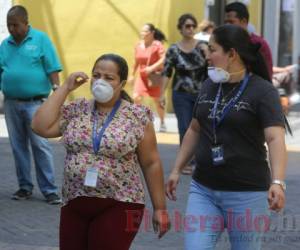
[263,0,280,65]
[292,0,300,64]
[292,0,300,86]
[0,0,12,42]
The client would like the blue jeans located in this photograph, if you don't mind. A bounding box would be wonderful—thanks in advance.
[4,99,58,196]
[172,90,198,144]
[185,180,270,250]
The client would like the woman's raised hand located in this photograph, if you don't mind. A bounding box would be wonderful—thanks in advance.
[64,72,89,91]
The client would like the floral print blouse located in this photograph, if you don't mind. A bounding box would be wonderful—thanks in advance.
[162,41,207,94]
[59,98,154,206]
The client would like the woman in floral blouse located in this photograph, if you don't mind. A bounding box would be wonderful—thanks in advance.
[32,53,170,250]
[160,13,208,175]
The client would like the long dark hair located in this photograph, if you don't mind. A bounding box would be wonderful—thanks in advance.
[212,24,270,82]
[145,23,167,42]
[93,54,133,103]
[213,25,292,134]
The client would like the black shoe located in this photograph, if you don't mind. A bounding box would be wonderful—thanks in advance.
[12,189,32,200]
[45,193,62,205]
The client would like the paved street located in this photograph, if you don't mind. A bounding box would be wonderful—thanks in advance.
[0,113,300,249]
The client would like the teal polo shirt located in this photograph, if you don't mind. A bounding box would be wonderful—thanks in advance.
[0,26,62,98]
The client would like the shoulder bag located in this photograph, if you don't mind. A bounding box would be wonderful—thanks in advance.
[146,45,164,88]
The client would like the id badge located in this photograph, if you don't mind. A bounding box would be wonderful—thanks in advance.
[84,167,98,187]
[211,145,225,166]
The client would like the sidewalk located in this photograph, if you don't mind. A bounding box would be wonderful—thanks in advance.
[284,111,300,151]
[0,115,8,138]
[1,112,300,149]
[0,113,181,144]
[1,113,300,249]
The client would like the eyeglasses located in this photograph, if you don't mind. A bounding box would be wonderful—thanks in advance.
[184,24,196,29]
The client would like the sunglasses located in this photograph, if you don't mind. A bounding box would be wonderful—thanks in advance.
[184,24,196,29]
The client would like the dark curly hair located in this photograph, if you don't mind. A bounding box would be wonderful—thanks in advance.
[177,13,198,30]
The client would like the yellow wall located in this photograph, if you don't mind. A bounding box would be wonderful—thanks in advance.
[12,0,263,111]
[14,0,205,104]
[247,0,263,34]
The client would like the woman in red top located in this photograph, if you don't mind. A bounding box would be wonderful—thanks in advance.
[129,23,167,132]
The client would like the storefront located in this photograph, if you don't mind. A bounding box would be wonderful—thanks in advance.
[0,0,11,42]
[204,0,299,68]
[264,0,300,67]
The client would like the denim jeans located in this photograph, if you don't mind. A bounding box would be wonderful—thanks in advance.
[184,180,270,250]
[172,90,198,144]
[4,99,58,196]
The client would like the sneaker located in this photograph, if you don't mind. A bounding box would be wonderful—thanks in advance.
[159,123,167,133]
[45,193,62,205]
[12,189,32,200]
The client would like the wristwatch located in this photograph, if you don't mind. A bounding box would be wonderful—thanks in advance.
[52,84,59,91]
[271,179,286,191]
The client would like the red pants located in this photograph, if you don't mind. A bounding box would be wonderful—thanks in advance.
[60,197,145,250]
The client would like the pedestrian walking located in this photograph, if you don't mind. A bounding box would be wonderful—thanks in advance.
[0,5,61,204]
[166,25,287,250]
[224,1,273,78]
[224,1,292,133]
[160,13,208,175]
[32,53,170,250]
[129,23,167,132]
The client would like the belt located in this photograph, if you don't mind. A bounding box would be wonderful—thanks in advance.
[13,95,47,102]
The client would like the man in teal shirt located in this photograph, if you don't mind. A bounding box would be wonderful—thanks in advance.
[0,5,61,204]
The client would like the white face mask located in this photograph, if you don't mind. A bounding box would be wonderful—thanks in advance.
[91,79,114,103]
[207,67,230,83]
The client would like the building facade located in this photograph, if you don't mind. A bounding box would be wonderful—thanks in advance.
[205,0,299,68]
[1,0,299,102]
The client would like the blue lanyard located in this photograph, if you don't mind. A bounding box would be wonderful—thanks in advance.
[92,99,122,154]
[211,74,250,144]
